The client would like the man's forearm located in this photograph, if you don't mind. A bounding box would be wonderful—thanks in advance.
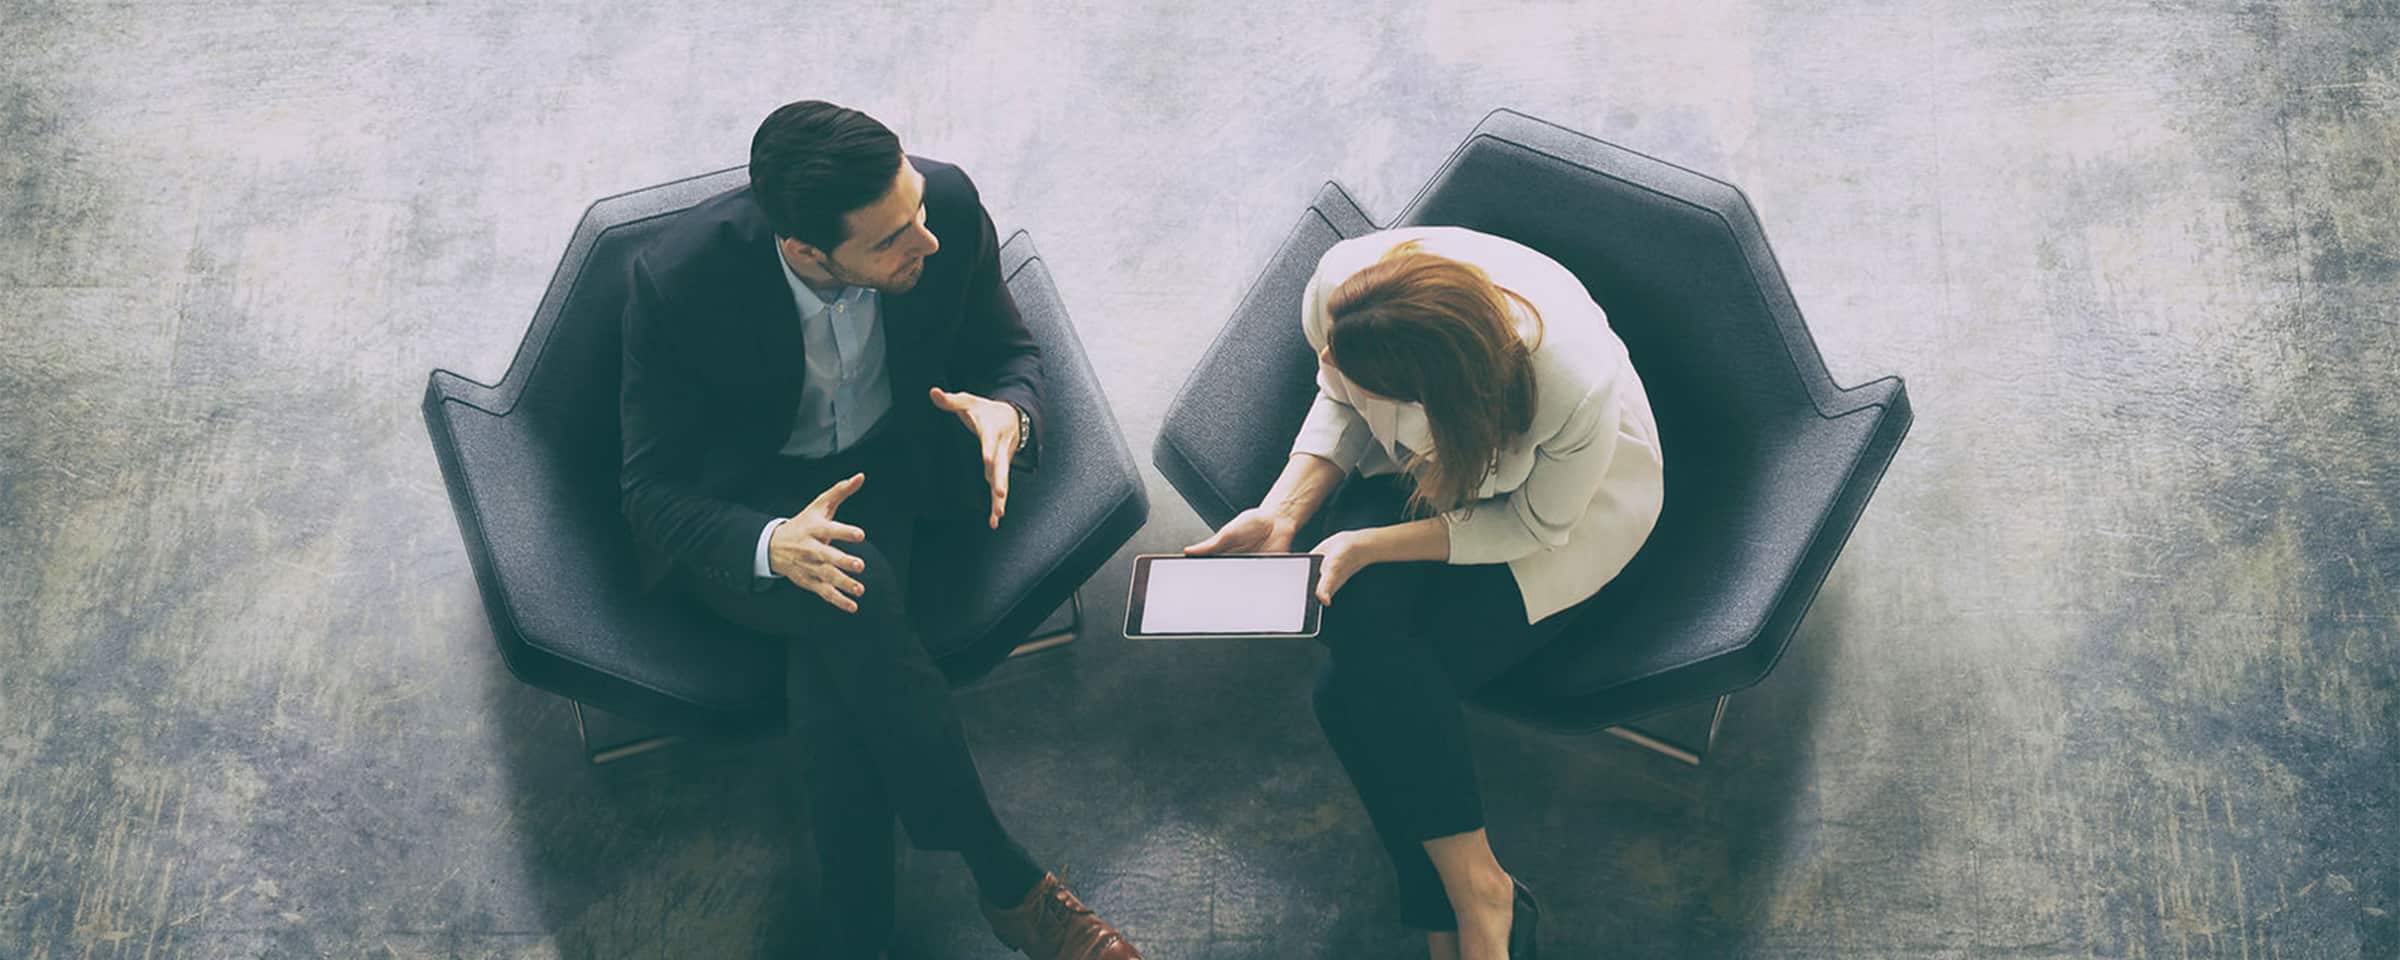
[622,473,774,582]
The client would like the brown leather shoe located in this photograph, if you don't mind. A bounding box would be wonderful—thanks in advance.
[980,872,1144,960]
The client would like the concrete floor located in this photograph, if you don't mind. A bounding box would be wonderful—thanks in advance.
[4,1,2395,957]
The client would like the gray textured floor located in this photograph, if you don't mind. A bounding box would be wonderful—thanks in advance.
[4,2,2396,958]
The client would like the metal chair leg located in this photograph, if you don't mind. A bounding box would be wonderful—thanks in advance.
[1602,694,1729,766]
[1009,593,1082,658]
[573,700,682,766]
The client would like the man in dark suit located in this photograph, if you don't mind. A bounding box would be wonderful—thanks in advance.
[619,100,1143,960]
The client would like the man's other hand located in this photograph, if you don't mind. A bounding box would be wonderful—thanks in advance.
[769,472,870,613]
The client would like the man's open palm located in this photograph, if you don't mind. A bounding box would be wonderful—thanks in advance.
[930,386,1020,529]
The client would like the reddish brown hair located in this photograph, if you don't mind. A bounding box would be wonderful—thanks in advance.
[1325,240,1544,517]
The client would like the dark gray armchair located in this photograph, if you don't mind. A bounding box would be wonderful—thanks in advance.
[1154,110,1912,763]
[423,168,1147,761]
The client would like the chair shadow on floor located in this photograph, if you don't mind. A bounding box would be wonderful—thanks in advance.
[1474,582,1851,958]
[458,570,1853,958]
[467,603,821,958]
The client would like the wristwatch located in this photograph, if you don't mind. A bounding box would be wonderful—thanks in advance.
[1010,402,1031,454]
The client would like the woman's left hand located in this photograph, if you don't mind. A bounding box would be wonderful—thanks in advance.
[1313,529,1380,606]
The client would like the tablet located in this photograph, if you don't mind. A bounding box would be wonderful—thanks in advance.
[1124,553,1324,639]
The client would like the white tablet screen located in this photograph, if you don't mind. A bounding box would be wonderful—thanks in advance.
[1139,556,1314,635]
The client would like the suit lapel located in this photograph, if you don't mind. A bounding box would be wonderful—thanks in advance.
[747,248,807,419]
[880,281,930,398]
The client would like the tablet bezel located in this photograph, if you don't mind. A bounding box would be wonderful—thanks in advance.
[1123,553,1324,639]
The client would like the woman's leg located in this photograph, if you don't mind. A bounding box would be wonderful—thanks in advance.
[1306,477,1576,955]
[1413,562,1580,958]
[1305,480,1449,931]
[1313,559,1496,931]
[1423,830,1518,959]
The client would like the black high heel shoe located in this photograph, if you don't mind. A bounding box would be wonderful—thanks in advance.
[1508,876,1540,959]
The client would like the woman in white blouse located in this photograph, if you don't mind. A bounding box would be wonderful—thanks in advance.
[1187,226,1665,960]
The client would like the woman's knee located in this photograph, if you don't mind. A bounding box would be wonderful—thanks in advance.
[1316,563,1432,658]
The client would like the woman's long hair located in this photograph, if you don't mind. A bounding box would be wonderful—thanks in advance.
[1325,239,1544,518]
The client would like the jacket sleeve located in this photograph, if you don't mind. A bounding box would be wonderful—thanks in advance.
[1442,376,1623,566]
[946,171,1046,471]
[619,252,777,583]
[1288,269,1373,473]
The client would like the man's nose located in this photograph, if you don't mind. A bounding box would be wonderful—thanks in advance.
[917,224,940,257]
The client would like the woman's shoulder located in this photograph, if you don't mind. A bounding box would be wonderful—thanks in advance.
[1315,229,1416,284]
[1321,225,1488,263]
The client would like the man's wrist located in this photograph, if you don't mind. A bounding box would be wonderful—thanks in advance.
[1008,401,1031,454]
[754,517,787,579]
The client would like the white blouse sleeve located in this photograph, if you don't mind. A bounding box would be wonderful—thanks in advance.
[1442,376,1622,565]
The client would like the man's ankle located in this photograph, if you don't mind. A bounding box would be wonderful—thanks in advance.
[962,834,1046,908]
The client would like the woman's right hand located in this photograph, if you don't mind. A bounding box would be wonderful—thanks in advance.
[1184,506,1300,555]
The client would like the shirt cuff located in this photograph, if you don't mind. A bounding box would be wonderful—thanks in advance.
[754,517,786,580]
[1441,496,1541,567]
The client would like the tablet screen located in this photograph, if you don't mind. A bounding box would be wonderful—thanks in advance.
[1130,555,1319,637]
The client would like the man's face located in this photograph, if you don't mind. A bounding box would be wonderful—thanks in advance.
[809,163,939,293]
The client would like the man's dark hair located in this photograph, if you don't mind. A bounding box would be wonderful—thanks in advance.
[749,100,904,251]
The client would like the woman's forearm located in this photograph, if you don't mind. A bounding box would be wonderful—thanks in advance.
[1361,516,1450,564]
[1267,452,1349,528]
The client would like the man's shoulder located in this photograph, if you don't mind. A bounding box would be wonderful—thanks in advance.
[908,155,971,200]
[635,184,772,300]
[910,155,989,240]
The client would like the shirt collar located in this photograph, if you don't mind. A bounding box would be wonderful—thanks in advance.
[773,240,854,319]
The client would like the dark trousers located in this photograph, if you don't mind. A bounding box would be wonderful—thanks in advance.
[1307,474,1580,931]
[674,425,1008,956]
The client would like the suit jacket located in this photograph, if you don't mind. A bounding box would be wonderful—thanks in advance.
[1290,226,1665,623]
[619,156,1044,594]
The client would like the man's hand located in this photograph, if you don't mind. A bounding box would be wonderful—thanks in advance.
[1185,506,1300,556]
[929,387,1020,529]
[769,473,870,613]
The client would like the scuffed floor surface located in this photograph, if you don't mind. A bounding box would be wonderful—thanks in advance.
[2,2,2394,957]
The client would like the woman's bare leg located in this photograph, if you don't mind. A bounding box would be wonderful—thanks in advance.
[1424,829,1516,960]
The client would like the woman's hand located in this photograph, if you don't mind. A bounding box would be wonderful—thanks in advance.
[1184,506,1300,556]
[1312,529,1380,606]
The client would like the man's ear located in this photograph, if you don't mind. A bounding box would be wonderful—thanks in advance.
[777,235,826,270]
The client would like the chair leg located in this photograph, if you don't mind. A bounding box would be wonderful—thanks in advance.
[1602,694,1729,766]
[1009,593,1082,658]
[573,700,683,766]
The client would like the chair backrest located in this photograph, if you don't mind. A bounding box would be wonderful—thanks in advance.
[1397,112,1841,463]
[1399,112,1894,678]
[501,168,753,475]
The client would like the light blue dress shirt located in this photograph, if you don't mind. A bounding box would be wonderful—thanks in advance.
[755,242,894,579]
